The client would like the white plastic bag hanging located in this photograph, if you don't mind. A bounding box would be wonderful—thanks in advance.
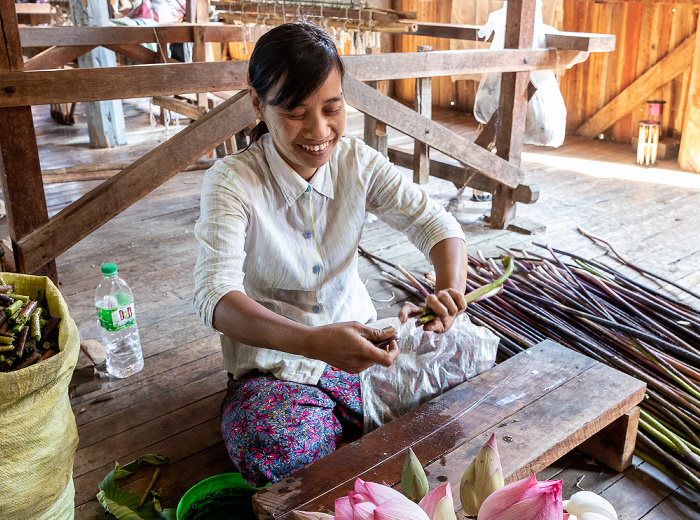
[473,0,567,147]
[360,314,499,434]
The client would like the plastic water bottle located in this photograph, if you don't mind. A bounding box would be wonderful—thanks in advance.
[95,263,144,378]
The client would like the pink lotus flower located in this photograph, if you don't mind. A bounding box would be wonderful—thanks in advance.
[477,475,563,520]
[293,478,457,520]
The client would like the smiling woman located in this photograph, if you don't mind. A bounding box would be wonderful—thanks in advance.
[193,22,469,487]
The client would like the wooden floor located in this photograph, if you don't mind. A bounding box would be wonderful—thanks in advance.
[14,99,700,519]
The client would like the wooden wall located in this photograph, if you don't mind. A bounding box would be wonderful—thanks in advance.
[560,0,699,142]
[391,0,480,112]
[392,0,699,144]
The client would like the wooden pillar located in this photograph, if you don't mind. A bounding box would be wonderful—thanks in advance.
[413,45,432,185]
[69,0,126,148]
[490,0,535,229]
[363,47,388,157]
[0,0,57,281]
[679,28,700,173]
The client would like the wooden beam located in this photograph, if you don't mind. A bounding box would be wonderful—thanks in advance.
[342,48,589,81]
[105,44,179,64]
[151,96,206,120]
[490,0,535,230]
[0,61,249,107]
[679,29,700,173]
[0,49,590,108]
[545,31,616,53]
[41,159,217,183]
[387,146,538,204]
[19,24,244,47]
[16,90,256,274]
[0,0,57,281]
[413,45,432,185]
[344,76,524,189]
[577,32,696,139]
[23,45,95,71]
[406,22,615,53]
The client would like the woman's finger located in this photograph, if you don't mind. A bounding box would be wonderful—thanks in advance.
[399,302,424,322]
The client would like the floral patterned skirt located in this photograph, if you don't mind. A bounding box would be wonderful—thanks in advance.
[220,366,363,487]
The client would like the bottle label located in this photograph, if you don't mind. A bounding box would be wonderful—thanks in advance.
[97,299,136,331]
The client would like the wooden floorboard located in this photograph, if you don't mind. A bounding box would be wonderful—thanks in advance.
[7,101,698,518]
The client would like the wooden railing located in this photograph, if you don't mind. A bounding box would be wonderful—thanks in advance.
[0,2,613,280]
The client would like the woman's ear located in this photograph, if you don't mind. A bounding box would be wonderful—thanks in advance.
[250,90,262,119]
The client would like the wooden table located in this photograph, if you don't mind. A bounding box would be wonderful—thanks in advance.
[252,340,646,519]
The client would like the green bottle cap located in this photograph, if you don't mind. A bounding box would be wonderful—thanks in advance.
[101,263,118,276]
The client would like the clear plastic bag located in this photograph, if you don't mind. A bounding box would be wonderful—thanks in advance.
[473,0,567,147]
[360,314,499,434]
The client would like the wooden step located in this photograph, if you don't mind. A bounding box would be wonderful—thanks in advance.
[252,340,646,519]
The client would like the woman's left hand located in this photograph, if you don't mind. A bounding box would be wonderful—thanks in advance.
[398,287,467,333]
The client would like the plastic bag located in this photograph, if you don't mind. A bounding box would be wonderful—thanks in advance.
[0,273,80,520]
[360,314,499,434]
[473,0,567,147]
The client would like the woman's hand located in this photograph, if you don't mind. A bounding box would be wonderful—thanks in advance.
[398,287,467,333]
[303,321,399,374]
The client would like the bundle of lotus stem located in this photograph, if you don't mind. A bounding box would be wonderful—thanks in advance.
[359,240,700,493]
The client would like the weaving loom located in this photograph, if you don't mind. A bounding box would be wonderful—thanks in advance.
[215,0,417,54]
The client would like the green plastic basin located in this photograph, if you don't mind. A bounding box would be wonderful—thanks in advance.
[176,473,263,520]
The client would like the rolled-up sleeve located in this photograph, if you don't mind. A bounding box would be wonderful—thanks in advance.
[193,163,249,329]
[362,142,465,258]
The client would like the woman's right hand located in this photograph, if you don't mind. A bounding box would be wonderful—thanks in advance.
[303,322,399,374]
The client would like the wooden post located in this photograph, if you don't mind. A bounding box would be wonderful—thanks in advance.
[490,0,535,229]
[0,0,57,281]
[363,47,388,157]
[578,406,640,472]
[69,0,127,148]
[413,45,432,185]
[679,29,700,173]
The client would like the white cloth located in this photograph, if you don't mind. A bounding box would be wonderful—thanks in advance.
[193,134,465,384]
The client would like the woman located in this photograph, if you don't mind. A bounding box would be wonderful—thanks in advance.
[193,22,468,486]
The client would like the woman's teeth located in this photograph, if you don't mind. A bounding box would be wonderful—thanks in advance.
[301,142,329,152]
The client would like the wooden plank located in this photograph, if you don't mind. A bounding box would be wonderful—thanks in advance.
[105,43,179,64]
[678,28,700,173]
[490,0,535,229]
[344,75,524,189]
[404,22,615,53]
[578,406,640,472]
[23,45,95,71]
[151,96,206,120]
[0,0,57,281]
[0,48,590,108]
[252,341,646,519]
[413,45,432,184]
[577,32,696,139]
[387,146,539,204]
[342,48,590,81]
[15,90,256,274]
[18,24,244,47]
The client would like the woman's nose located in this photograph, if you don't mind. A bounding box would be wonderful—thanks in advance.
[304,115,329,139]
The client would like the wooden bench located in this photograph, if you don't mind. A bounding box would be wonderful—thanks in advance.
[252,340,646,519]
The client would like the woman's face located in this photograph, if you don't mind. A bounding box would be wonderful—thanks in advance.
[252,68,346,181]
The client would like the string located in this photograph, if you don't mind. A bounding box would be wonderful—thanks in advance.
[152,28,168,63]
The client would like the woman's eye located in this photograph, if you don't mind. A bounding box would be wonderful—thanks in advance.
[286,113,305,120]
[325,108,341,115]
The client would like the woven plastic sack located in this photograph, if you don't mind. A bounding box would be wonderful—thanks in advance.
[360,314,499,434]
[0,273,80,520]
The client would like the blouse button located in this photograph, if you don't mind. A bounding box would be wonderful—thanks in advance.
[312,305,321,314]
[304,231,313,239]
[312,265,321,274]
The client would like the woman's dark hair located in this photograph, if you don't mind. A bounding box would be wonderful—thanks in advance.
[248,22,345,141]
